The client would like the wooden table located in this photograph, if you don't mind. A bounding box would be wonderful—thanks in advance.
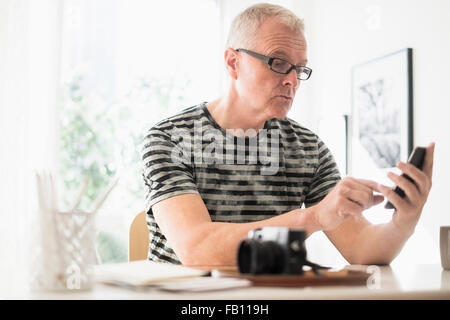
[7,263,450,300]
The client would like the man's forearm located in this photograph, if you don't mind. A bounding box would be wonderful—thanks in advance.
[182,207,321,266]
[349,221,412,265]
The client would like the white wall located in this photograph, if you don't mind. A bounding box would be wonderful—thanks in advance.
[290,0,450,267]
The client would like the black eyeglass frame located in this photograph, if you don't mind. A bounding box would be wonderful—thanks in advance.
[236,48,312,80]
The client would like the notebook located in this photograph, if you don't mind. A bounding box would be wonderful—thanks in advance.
[94,260,209,287]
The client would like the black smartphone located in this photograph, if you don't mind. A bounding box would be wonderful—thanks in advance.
[385,146,427,210]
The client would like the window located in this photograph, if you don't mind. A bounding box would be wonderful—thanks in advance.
[59,0,222,263]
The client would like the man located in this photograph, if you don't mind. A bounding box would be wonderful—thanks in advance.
[141,3,434,266]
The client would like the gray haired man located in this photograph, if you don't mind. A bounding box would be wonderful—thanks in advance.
[141,3,434,266]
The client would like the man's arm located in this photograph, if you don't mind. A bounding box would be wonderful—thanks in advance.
[152,193,321,266]
[323,142,435,265]
[152,175,386,266]
[326,219,412,265]
[152,143,434,267]
[323,214,411,265]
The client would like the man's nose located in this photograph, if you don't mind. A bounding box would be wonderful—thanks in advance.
[282,68,300,88]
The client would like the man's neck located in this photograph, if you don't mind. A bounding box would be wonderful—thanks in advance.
[206,93,268,136]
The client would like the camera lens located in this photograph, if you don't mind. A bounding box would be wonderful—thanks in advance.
[237,239,285,274]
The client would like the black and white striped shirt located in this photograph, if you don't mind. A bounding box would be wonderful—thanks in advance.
[141,102,341,264]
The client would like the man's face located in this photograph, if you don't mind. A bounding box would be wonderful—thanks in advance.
[235,17,308,120]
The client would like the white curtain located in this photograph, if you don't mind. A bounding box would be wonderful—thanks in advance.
[0,0,62,296]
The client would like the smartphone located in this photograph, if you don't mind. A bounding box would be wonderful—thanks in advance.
[385,146,426,210]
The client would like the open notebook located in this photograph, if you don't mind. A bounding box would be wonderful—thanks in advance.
[94,260,251,292]
[95,260,209,287]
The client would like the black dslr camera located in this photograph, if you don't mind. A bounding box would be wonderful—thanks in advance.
[237,227,328,275]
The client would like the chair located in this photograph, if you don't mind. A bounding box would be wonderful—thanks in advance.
[129,211,149,261]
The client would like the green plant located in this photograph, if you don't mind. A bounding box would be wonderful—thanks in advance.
[58,73,190,263]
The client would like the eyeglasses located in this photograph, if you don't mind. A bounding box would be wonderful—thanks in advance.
[236,48,312,81]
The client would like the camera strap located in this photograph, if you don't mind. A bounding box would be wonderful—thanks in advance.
[303,259,331,275]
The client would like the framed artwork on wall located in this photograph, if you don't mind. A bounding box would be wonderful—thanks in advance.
[349,48,413,181]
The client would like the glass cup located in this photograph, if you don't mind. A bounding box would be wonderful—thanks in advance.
[30,210,97,291]
[440,226,450,270]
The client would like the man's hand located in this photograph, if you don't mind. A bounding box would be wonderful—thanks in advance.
[379,142,435,237]
[313,177,385,231]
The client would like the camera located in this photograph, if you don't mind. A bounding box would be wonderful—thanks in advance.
[237,227,309,275]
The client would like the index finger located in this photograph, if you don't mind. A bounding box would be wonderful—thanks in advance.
[423,142,435,178]
[354,178,381,192]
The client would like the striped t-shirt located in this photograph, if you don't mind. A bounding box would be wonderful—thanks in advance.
[141,102,341,264]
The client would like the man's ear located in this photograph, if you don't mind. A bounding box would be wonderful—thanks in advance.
[224,48,239,80]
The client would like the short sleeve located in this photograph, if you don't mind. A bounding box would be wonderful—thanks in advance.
[304,136,341,207]
[141,127,199,213]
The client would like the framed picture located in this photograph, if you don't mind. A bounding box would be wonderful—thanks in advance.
[348,48,413,181]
